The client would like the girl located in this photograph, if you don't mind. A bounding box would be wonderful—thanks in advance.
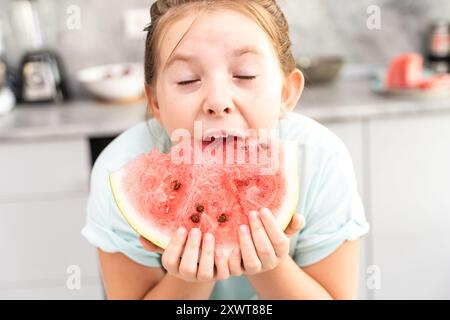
[82,0,369,300]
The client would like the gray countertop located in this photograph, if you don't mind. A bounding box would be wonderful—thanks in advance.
[0,101,147,140]
[1,78,450,141]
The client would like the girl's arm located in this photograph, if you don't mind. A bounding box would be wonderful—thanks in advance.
[99,225,233,299]
[234,208,361,299]
[98,249,216,299]
[246,240,360,300]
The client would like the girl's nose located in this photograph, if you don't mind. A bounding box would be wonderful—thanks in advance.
[202,79,235,117]
[204,103,234,117]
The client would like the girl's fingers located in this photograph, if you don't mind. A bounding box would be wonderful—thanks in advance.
[248,210,277,269]
[259,208,290,257]
[179,228,202,281]
[284,214,306,238]
[239,224,262,274]
[161,227,188,274]
[197,233,215,282]
[139,237,164,254]
[228,248,244,276]
[214,249,230,281]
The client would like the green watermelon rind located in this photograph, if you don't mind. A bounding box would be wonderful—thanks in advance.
[109,140,300,253]
[272,140,299,232]
[110,171,170,249]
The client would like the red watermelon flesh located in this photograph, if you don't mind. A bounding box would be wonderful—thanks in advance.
[110,137,299,258]
[385,53,423,89]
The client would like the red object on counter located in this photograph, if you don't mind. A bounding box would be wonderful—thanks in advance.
[385,53,424,89]
[417,74,450,90]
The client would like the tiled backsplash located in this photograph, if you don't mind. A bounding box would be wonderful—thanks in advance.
[1,0,449,95]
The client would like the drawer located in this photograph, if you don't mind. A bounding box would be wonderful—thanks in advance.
[0,196,100,284]
[0,139,90,197]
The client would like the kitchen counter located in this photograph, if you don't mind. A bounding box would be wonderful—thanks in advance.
[298,79,450,123]
[1,78,450,141]
[0,101,147,141]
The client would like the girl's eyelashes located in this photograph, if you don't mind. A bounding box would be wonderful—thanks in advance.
[176,75,257,86]
[177,79,200,86]
[234,75,257,80]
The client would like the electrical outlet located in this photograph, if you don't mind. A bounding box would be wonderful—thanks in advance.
[123,8,150,39]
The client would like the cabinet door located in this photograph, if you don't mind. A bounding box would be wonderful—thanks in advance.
[0,196,103,299]
[324,121,369,300]
[369,114,450,299]
[0,139,90,197]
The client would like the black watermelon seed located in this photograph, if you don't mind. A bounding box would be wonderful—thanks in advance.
[196,204,204,212]
[191,214,200,223]
[259,143,268,150]
[173,180,181,190]
[240,145,248,151]
[218,214,227,223]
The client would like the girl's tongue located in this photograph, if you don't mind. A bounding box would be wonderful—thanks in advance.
[201,128,246,146]
[201,134,244,148]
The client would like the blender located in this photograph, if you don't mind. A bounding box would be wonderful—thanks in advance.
[10,0,70,104]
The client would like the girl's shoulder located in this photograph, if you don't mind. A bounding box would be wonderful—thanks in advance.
[280,111,348,158]
[94,118,170,173]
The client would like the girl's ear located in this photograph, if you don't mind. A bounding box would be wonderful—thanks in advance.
[280,68,304,119]
[145,84,161,121]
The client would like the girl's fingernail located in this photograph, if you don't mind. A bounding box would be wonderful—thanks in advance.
[190,228,200,237]
[204,233,214,243]
[216,249,223,258]
[177,228,187,236]
[240,224,249,235]
[261,207,271,217]
[250,210,258,221]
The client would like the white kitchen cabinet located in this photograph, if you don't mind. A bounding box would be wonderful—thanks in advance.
[368,113,450,299]
[0,138,103,299]
[0,194,103,299]
[0,196,98,281]
[0,284,103,300]
[324,120,370,300]
[0,139,91,198]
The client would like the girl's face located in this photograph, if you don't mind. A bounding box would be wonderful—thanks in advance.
[148,9,303,140]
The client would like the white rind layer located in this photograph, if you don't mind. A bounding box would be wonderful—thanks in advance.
[110,171,172,249]
[275,140,299,230]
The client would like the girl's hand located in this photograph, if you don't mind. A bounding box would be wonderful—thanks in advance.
[139,228,230,282]
[228,208,305,276]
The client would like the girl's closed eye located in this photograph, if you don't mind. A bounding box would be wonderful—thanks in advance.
[177,75,257,86]
[234,75,257,80]
[178,79,200,86]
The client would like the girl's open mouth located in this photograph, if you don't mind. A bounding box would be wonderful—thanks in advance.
[202,129,246,140]
[201,129,246,147]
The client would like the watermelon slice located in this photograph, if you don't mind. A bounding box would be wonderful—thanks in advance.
[109,137,299,258]
[385,53,424,89]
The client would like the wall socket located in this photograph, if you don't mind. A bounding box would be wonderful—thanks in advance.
[123,8,150,39]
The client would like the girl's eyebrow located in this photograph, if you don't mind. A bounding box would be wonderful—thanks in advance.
[165,53,196,70]
[164,45,263,70]
[232,45,263,57]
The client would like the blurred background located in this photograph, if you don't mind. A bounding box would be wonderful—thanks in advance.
[0,0,449,299]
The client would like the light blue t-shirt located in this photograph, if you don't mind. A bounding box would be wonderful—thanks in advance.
[81,111,370,299]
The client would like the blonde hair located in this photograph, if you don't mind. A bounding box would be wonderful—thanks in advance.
[143,0,296,87]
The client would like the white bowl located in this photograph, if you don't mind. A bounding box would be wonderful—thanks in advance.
[77,63,145,103]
